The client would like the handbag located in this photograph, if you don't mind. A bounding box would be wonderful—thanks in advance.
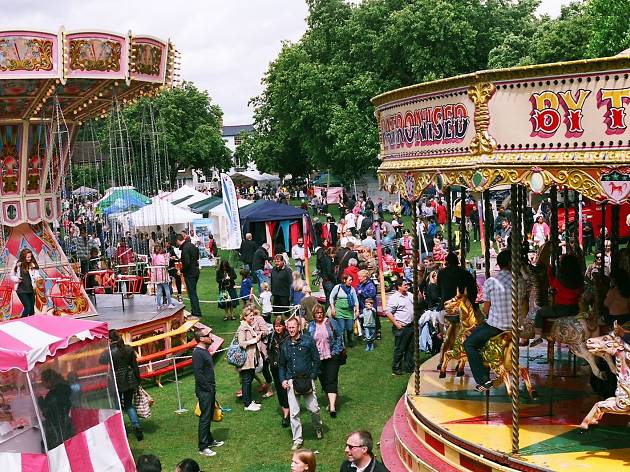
[217,290,229,310]
[195,400,224,422]
[292,375,313,395]
[338,348,348,366]
[226,337,247,368]
[133,386,153,419]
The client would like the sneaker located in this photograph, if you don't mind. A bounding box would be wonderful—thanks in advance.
[291,440,303,451]
[474,380,494,393]
[529,338,544,348]
[167,303,176,309]
[315,427,323,439]
[199,448,216,457]
[208,440,224,448]
[244,403,261,411]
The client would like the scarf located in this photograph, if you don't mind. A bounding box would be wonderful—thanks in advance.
[340,284,355,310]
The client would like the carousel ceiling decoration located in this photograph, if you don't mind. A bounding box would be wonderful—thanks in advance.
[373,55,630,201]
[0,28,179,124]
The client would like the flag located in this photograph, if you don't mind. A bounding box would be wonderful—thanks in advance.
[220,173,242,250]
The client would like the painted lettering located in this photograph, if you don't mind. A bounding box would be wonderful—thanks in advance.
[558,89,591,137]
[530,91,561,136]
[598,88,630,134]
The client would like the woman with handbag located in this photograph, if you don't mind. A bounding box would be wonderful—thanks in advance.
[307,304,344,418]
[237,306,263,411]
[12,248,42,317]
[108,329,143,440]
[329,273,360,347]
[217,260,239,321]
[267,316,290,427]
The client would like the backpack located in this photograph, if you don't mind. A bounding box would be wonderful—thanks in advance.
[226,337,247,368]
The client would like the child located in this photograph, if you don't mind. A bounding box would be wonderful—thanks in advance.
[239,269,254,307]
[259,282,273,323]
[290,271,305,306]
[403,258,413,284]
[361,298,377,351]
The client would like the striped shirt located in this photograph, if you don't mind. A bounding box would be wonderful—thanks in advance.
[483,269,512,330]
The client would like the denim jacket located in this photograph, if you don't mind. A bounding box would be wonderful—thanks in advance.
[307,318,345,357]
[279,333,321,382]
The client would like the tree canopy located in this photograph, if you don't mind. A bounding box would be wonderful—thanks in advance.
[247,0,630,183]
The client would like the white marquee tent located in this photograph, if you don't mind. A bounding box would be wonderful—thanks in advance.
[208,198,254,249]
[128,197,199,229]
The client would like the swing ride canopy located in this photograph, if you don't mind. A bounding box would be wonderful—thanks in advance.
[0,28,177,227]
[372,54,630,202]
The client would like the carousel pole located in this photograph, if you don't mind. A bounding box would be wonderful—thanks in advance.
[411,198,421,395]
[550,185,559,272]
[460,187,467,267]
[563,187,570,253]
[483,190,492,279]
[600,201,607,255]
[520,186,528,245]
[611,204,619,271]
[576,193,583,249]
[446,187,453,252]
[510,184,521,454]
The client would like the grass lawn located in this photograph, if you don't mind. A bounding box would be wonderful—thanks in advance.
[128,266,427,471]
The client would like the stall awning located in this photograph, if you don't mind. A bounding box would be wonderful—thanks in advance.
[0,315,108,372]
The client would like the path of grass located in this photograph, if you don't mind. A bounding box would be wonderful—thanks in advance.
[128,267,426,471]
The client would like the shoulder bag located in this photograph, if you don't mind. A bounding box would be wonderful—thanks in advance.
[226,336,247,368]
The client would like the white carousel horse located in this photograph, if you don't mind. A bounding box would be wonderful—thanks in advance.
[580,334,630,430]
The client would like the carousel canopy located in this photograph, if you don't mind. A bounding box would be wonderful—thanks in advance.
[0,315,108,372]
[128,198,199,228]
[373,55,630,203]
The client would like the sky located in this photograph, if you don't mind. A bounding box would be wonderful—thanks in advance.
[1,0,570,125]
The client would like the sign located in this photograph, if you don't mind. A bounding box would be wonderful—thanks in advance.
[489,72,630,150]
[600,168,630,203]
[220,173,242,250]
[191,218,215,246]
[378,89,475,158]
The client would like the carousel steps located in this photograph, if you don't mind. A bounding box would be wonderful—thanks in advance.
[389,396,459,472]
[381,416,412,472]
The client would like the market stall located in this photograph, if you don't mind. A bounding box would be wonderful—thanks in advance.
[0,315,134,471]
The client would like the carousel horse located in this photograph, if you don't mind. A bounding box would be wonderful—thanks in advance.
[580,334,630,430]
[438,290,537,398]
[520,242,615,379]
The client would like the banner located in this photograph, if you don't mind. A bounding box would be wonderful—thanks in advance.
[220,173,242,250]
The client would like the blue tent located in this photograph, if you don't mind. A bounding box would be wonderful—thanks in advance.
[239,200,310,251]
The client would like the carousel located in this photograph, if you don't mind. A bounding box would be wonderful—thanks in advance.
[374,53,630,471]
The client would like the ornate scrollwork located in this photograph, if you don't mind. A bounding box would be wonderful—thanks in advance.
[0,38,53,72]
[467,82,497,155]
[69,39,122,72]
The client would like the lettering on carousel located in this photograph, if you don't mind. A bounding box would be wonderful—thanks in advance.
[381,104,470,150]
[530,87,630,137]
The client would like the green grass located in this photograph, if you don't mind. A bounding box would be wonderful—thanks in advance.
[129,267,424,471]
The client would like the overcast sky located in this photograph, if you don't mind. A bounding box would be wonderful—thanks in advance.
[1,0,570,125]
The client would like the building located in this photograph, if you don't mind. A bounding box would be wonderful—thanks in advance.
[222,124,254,172]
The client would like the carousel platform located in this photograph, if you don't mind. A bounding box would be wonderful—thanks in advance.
[380,349,630,472]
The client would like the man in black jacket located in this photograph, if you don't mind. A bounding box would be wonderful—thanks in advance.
[339,430,389,472]
[252,243,271,292]
[177,234,202,317]
[239,233,258,271]
[192,327,224,457]
[437,252,478,310]
[279,317,322,451]
[270,254,292,313]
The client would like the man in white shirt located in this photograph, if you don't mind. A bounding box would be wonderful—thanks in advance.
[291,237,307,279]
[340,230,359,248]
[384,281,415,375]
[361,230,376,252]
[344,211,356,235]
[464,250,512,392]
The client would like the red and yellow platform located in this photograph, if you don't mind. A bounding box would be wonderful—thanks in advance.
[380,350,630,472]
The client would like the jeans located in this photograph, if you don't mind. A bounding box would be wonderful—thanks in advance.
[240,369,255,406]
[120,390,140,428]
[295,262,305,279]
[363,327,375,344]
[535,304,579,329]
[185,274,202,316]
[463,322,503,385]
[392,324,414,373]
[156,283,172,306]
[196,389,216,450]
[255,269,268,292]
[17,292,35,317]
[287,379,322,442]
[338,317,355,346]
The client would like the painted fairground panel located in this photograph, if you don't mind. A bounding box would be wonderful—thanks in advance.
[65,32,127,80]
[377,87,475,161]
[0,124,22,196]
[0,223,95,320]
[0,31,59,79]
[489,71,630,153]
[130,36,168,83]
[26,124,48,195]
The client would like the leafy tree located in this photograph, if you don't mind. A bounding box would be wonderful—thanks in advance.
[586,0,630,57]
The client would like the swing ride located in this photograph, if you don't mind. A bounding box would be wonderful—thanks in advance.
[374,53,630,471]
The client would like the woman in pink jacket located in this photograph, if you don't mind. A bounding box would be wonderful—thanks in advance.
[151,244,174,309]
[531,215,550,249]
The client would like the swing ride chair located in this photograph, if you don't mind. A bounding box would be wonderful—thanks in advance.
[373,53,630,472]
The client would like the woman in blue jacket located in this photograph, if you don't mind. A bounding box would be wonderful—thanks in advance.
[307,304,345,418]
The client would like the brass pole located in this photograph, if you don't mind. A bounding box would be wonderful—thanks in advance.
[460,187,467,267]
[550,185,559,273]
[563,188,570,253]
[611,204,619,271]
[483,190,492,279]
[412,199,421,395]
[510,184,521,454]
[446,187,453,252]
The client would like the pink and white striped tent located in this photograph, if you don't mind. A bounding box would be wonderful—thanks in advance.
[0,315,135,472]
